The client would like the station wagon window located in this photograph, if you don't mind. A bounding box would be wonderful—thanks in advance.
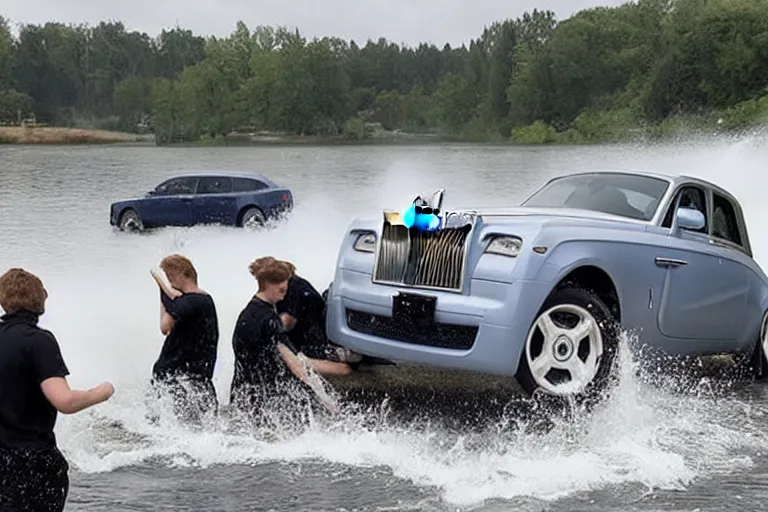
[711,193,742,246]
[232,177,269,192]
[197,176,232,195]
[154,177,197,196]
[661,186,708,233]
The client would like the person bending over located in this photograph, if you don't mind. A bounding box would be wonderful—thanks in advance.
[229,258,344,421]
[277,260,362,368]
[149,254,219,424]
[0,268,114,512]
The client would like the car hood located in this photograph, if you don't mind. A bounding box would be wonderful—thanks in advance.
[348,206,649,233]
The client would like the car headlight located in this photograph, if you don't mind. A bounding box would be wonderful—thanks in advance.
[485,236,522,257]
[353,232,377,253]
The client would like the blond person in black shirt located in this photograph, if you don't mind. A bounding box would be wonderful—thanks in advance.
[149,255,220,424]
[229,258,341,420]
[0,268,114,512]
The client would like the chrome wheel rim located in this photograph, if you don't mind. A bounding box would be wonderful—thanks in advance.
[525,303,603,396]
[121,213,140,231]
[243,213,263,229]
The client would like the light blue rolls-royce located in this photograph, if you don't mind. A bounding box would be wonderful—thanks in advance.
[325,170,768,400]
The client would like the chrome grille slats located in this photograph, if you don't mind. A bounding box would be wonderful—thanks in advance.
[375,223,408,283]
[372,216,473,292]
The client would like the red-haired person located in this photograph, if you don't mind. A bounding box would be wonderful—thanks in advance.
[150,254,220,424]
[0,268,114,511]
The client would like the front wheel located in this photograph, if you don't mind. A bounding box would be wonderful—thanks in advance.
[118,209,143,232]
[739,309,768,380]
[516,286,619,403]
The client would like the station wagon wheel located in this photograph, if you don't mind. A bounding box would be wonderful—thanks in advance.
[240,207,265,229]
[517,287,619,402]
[119,209,143,232]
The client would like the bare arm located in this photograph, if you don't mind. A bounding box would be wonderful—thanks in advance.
[40,378,114,415]
[159,303,175,335]
[277,343,310,383]
[151,269,181,299]
[307,358,352,377]
[152,269,179,335]
[277,343,339,413]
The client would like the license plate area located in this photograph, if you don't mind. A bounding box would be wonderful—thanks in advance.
[392,292,436,329]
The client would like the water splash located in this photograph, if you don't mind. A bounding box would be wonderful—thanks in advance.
[3,135,768,508]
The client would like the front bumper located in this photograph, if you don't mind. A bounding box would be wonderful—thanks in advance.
[326,268,549,377]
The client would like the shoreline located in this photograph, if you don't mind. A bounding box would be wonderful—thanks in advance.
[0,126,154,145]
[1,124,765,147]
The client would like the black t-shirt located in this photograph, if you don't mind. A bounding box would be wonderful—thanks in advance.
[276,275,328,348]
[231,297,301,394]
[0,310,70,451]
[152,291,219,382]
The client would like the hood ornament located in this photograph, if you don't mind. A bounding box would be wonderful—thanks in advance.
[382,188,473,232]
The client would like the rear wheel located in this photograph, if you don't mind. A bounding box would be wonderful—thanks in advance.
[118,209,143,232]
[516,286,619,403]
[239,207,265,229]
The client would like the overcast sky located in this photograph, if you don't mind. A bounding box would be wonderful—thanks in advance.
[1,0,627,46]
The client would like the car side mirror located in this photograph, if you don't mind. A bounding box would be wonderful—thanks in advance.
[676,207,705,231]
[147,190,157,196]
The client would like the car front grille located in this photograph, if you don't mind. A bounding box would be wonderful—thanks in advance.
[346,309,478,350]
[372,222,473,292]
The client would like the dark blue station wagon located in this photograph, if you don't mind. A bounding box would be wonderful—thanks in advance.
[110,172,294,231]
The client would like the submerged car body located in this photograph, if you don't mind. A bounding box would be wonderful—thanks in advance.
[109,172,293,231]
[325,170,768,398]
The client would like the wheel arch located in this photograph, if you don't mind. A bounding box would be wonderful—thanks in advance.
[515,268,621,401]
[548,264,622,323]
[117,205,139,224]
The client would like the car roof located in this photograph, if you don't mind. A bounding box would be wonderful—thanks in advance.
[162,171,279,187]
[549,169,737,202]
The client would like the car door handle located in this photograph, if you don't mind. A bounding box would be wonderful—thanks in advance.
[655,257,688,268]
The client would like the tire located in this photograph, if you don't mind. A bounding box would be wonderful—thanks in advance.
[118,209,143,232]
[515,286,619,404]
[239,207,265,228]
[740,309,768,380]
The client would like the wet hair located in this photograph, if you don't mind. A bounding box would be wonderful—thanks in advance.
[160,254,198,283]
[282,260,296,277]
[248,256,276,278]
[0,268,48,315]
[249,257,291,289]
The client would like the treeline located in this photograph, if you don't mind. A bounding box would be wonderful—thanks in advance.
[1,0,767,145]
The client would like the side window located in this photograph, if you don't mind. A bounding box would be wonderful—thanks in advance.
[662,186,708,233]
[197,176,232,195]
[232,177,268,192]
[711,193,742,246]
[155,177,197,196]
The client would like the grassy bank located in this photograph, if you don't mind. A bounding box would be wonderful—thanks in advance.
[509,94,768,145]
[0,126,154,145]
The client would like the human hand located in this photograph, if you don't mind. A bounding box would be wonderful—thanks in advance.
[151,269,181,298]
[150,268,163,282]
[95,382,115,401]
[321,396,339,414]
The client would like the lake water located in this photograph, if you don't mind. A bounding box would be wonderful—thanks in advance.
[2,135,768,511]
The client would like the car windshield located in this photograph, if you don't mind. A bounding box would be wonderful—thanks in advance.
[522,173,670,221]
